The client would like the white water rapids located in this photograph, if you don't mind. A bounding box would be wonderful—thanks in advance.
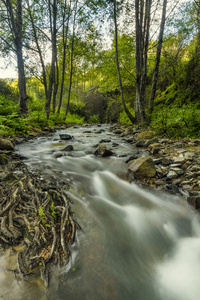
[1,125,200,300]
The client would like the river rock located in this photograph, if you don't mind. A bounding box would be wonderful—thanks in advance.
[137,131,155,140]
[94,144,114,157]
[170,167,184,175]
[148,143,162,155]
[61,145,74,151]
[167,170,178,179]
[0,153,8,165]
[59,134,73,140]
[127,156,156,178]
[0,139,13,150]
[187,196,200,209]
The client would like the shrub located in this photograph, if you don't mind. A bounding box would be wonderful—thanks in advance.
[151,103,200,138]
[88,115,100,123]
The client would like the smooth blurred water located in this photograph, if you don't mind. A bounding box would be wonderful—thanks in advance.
[1,125,200,300]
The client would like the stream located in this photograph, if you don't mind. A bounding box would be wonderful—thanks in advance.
[1,124,200,300]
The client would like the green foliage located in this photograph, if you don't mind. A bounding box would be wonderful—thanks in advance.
[39,205,46,224]
[88,114,100,123]
[151,103,200,138]
[28,110,48,129]
[50,201,57,220]
[65,112,85,124]
[0,90,29,136]
[119,105,135,125]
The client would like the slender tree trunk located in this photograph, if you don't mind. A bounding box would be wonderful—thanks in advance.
[149,0,167,115]
[135,0,151,125]
[64,0,78,120]
[53,55,59,113]
[57,0,72,115]
[27,0,48,99]
[113,0,135,124]
[16,45,28,115]
[6,0,28,115]
[45,0,57,119]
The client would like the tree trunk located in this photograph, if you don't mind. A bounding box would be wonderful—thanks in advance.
[64,0,78,120]
[149,0,167,115]
[16,45,28,115]
[135,0,151,125]
[45,0,57,119]
[6,0,28,115]
[113,0,135,124]
[57,0,72,115]
[27,0,48,100]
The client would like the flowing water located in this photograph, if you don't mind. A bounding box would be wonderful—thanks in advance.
[1,125,200,300]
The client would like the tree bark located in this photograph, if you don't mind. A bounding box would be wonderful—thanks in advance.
[45,0,57,119]
[5,0,28,115]
[57,0,72,115]
[149,0,167,115]
[113,0,135,124]
[64,0,78,120]
[135,0,151,125]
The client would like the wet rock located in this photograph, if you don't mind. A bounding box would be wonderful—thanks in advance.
[184,152,196,161]
[0,139,13,150]
[182,161,191,170]
[137,131,155,140]
[153,158,162,165]
[165,183,181,195]
[0,153,8,165]
[59,134,73,140]
[127,156,156,178]
[61,145,74,151]
[174,142,184,148]
[173,178,182,185]
[114,129,124,134]
[187,196,200,209]
[172,156,186,164]
[135,140,150,147]
[83,130,92,133]
[54,153,63,158]
[155,180,165,186]
[161,157,171,165]
[100,139,111,143]
[135,138,159,148]
[167,170,178,179]
[148,143,162,155]
[123,153,140,163]
[112,142,119,147]
[170,167,184,175]
[94,144,114,157]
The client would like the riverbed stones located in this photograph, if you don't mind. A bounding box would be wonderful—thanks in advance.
[127,156,156,178]
[94,144,114,157]
[137,131,155,140]
[0,139,13,150]
[0,153,8,165]
[59,134,73,140]
[148,143,162,155]
[61,145,74,151]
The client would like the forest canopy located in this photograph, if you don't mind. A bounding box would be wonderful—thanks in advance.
[0,0,199,137]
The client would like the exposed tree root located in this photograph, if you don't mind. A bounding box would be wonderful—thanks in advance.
[0,161,81,286]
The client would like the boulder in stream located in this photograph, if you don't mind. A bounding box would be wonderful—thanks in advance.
[127,156,156,178]
[61,145,74,151]
[59,134,73,140]
[94,144,114,157]
[0,139,13,150]
[137,131,155,141]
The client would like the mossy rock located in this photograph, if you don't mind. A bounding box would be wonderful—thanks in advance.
[137,131,155,140]
[127,156,156,178]
[0,153,8,165]
[0,139,13,150]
